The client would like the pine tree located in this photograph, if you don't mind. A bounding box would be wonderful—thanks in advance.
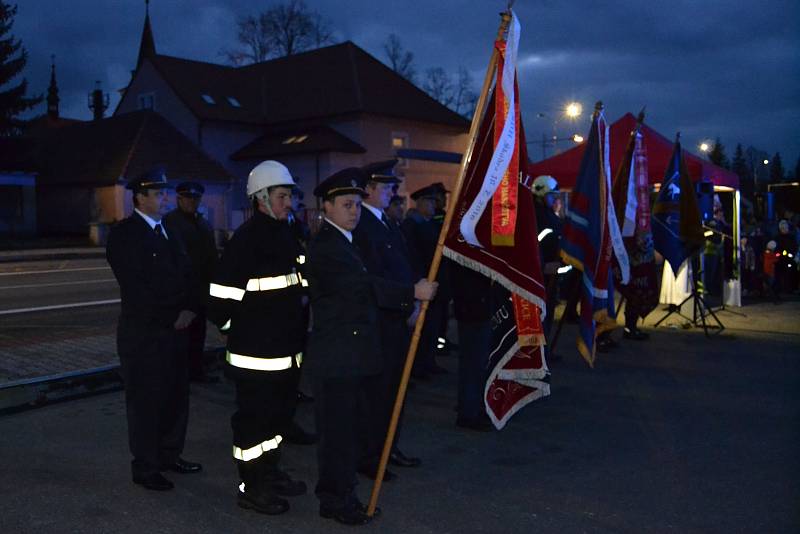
[769,152,785,183]
[0,2,42,135]
[708,137,729,168]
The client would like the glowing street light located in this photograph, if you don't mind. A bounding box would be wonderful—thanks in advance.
[699,142,710,152]
[572,134,584,143]
[565,102,582,118]
[763,159,769,165]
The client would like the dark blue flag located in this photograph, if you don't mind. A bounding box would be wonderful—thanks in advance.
[651,136,703,274]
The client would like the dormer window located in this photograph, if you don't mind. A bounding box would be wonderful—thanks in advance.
[201,94,215,105]
[227,96,241,107]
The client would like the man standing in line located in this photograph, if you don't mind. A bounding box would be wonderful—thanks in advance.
[207,160,308,516]
[106,167,203,492]
[306,168,437,525]
[164,182,219,383]
[353,160,422,483]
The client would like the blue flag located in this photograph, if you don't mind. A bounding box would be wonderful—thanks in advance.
[651,136,703,274]
[560,109,616,367]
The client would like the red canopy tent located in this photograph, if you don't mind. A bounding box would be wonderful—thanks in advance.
[527,112,739,191]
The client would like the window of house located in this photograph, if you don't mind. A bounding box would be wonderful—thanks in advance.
[392,132,409,168]
[227,96,241,108]
[137,92,155,110]
[282,134,309,145]
[201,94,216,105]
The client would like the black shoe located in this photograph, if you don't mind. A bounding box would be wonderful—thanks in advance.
[133,472,174,491]
[357,465,397,482]
[166,458,202,474]
[456,417,493,432]
[282,422,318,445]
[389,449,421,468]
[320,503,378,525]
[237,484,289,515]
[623,327,649,341]
[266,470,307,497]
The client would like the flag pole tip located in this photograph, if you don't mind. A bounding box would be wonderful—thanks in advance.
[594,101,604,111]
[675,131,681,142]
[637,107,646,124]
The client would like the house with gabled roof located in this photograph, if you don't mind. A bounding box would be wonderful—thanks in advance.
[115,6,470,229]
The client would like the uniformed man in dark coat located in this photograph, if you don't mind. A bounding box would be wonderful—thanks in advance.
[353,160,423,480]
[106,167,202,492]
[164,182,219,383]
[306,168,437,525]
[402,184,449,378]
[207,160,308,516]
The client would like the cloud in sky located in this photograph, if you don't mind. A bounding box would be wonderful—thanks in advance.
[12,0,799,165]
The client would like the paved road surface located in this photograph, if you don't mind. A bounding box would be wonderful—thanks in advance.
[1,320,798,533]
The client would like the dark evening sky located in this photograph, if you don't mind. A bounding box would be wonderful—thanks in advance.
[14,0,800,166]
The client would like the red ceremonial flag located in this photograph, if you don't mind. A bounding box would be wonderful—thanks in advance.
[443,11,548,429]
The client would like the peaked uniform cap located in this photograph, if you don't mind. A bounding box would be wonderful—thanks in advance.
[314,167,368,199]
[175,181,205,197]
[361,159,401,184]
[126,166,171,191]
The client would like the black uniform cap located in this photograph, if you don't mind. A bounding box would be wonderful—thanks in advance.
[313,167,368,199]
[126,166,171,192]
[361,159,401,184]
[175,181,205,197]
[410,183,446,200]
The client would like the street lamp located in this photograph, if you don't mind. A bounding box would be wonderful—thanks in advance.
[572,134,584,143]
[699,142,710,153]
[763,159,769,165]
[565,102,582,119]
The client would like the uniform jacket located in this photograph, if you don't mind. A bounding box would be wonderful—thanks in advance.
[106,212,197,328]
[164,208,217,285]
[207,210,307,371]
[353,207,415,315]
[535,199,562,267]
[306,221,413,378]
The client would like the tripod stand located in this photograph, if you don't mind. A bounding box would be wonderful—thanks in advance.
[654,256,725,336]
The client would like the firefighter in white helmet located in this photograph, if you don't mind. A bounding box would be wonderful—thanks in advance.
[532,175,563,357]
[208,160,308,515]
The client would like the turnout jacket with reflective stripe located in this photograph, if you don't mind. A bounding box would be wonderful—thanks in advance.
[208,211,307,369]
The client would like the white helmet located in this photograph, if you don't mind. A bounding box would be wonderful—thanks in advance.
[246,160,295,197]
[533,175,558,197]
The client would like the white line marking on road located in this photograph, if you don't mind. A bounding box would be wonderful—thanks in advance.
[0,299,121,315]
[0,278,118,290]
[0,266,111,277]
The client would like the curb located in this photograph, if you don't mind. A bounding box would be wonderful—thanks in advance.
[0,250,107,264]
[0,365,123,416]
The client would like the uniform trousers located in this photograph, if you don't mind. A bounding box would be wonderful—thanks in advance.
[415,296,444,373]
[456,320,491,421]
[186,311,207,378]
[231,363,299,467]
[313,373,376,510]
[362,318,408,468]
[117,318,189,478]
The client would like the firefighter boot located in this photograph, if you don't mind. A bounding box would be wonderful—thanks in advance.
[236,460,289,515]
[261,454,307,497]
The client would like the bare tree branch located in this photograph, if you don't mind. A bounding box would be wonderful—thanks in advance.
[383,34,416,83]
[423,67,454,108]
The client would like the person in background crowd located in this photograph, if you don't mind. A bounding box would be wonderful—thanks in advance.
[775,219,798,293]
[763,240,780,302]
[385,195,406,228]
[164,181,219,383]
[402,184,449,378]
[207,160,308,516]
[106,167,202,492]
[450,262,493,432]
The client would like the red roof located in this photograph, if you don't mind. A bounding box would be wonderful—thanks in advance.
[527,113,740,190]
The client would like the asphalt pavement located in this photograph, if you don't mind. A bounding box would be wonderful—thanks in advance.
[1,298,798,533]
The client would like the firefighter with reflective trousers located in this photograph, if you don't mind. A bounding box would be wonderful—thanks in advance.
[208,160,308,516]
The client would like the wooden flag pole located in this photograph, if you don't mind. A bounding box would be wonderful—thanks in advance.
[366,8,514,517]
